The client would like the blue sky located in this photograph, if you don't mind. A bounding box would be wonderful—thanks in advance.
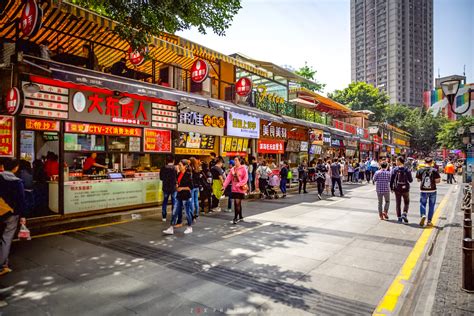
[177,0,473,94]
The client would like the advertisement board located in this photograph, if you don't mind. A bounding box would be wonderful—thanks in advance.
[226,111,260,139]
[0,116,14,157]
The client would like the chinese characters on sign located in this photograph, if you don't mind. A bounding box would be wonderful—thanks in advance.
[258,140,285,154]
[66,122,142,137]
[310,129,324,145]
[20,0,41,38]
[0,116,14,157]
[25,118,60,131]
[6,87,20,115]
[87,93,148,125]
[190,59,209,83]
[236,77,252,97]
[179,111,225,128]
[226,112,260,139]
[333,119,369,138]
[151,102,177,130]
[144,129,172,153]
[23,81,69,119]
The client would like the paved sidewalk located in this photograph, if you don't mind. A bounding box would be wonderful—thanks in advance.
[0,182,452,315]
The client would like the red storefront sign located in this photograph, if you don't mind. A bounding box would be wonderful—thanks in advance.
[360,143,372,151]
[190,59,209,83]
[373,135,383,145]
[258,140,285,154]
[128,47,145,66]
[0,116,14,157]
[25,118,60,131]
[236,77,252,96]
[6,87,20,115]
[65,122,142,137]
[20,0,42,38]
[144,128,172,153]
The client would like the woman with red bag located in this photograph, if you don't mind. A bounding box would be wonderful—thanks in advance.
[223,157,248,225]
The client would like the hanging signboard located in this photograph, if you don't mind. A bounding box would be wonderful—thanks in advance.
[0,116,14,157]
[66,122,142,137]
[309,129,324,145]
[143,128,171,153]
[258,139,285,154]
[221,137,249,157]
[20,0,43,38]
[128,47,146,66]
[22,80,69,119]
[5,87,21,115]
[236,77,253,97]
[226,111,260,139]
[25,118,60,131]
[190,59,210,83]
[300,141,309,152]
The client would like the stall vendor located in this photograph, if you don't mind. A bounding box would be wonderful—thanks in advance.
[83,153,107,174]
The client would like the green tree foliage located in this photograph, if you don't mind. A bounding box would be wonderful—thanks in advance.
[295,62,326,92]
[437,116,474,150]
[70,0,242,50]
[328,82,389,121]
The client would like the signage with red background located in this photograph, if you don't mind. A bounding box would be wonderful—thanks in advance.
[128,47,145,66]
[258,140,285,154]
[190,59,209,83]
[25,118,60,131]
[236,77,252,97]
[333,119,369,139]
[6,87,21,115]
[20,0,42,38]
[260,120,307,141]
[0,116,14,157]
[144,129,172,153]
[66,122,142,137]
[373,135,383,145]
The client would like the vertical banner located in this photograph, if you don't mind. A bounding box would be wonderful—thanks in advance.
[0,116,14,157]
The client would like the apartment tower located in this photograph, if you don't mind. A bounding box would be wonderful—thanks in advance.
[351,0,433,107]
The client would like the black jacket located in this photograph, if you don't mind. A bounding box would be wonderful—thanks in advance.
[315,164,327,181]
[177,171,192,201]
[160,164,177,194]
[0,171,26,216]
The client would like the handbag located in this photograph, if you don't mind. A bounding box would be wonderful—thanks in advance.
[0,197,13,217]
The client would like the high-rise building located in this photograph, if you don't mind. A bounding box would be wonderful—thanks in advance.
[351,0,433,107]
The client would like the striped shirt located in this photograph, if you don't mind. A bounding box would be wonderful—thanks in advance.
[373,169,391,194]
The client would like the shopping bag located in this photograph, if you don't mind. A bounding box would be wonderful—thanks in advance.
[18,218,31,240]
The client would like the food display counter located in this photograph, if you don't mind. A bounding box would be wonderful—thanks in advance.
[49,172,162,214]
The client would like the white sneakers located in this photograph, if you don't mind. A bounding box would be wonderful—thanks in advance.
[212,207,221,213]
[163,226,174,235]
[163,226,193,235]
[162,218,166,222]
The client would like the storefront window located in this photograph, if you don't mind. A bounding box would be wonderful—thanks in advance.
[64,133,105,152]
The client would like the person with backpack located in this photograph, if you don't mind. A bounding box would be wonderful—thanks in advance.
[315,159,328,200]
[279,161,289,198]
[160,155,177,222]
[0,159,26,275]
[257,160,272,199]
[416,157,441,227]
[390,156,413,224]
[297,159,309,194]
[330,159,344,197]
[373,161,391,220]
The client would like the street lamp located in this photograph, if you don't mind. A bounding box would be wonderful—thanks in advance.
[440,79,471,115]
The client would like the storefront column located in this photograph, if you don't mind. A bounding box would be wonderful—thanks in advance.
[58,120,65,215]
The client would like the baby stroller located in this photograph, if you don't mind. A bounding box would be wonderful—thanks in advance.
[264,174,280,199]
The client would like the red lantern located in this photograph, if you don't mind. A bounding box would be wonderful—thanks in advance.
[128,47,145,66]
[190,59,209,83]
[5,88,20,115]
[235,77,253,97]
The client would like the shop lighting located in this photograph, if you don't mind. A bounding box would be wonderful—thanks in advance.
[440,79,470,115]
[22,83,41,94]
[267,121,272,126]
[118,96,132,105]
[290,128,297,131]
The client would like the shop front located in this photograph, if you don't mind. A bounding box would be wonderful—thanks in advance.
[345,139,359,160]
[359,141,372,160]
[15,75,179,216]
[175,103,225,162]
[309,128,324,161]
[328,136,344,158]
[372,134,383,160]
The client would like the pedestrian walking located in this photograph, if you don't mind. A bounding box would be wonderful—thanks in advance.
[416,157,441,227]
[324,159,332,195]
[224,160,234,213]
[257,160,273,198]
[315,159,327,200]
[359,159,367,183]
[250,156,257,193]
[189,157,201,220]
[342,159,349,183]
[163,159,193,235]
[365,158,372,183]
[330,159,344,197]
[223,157,249,224]
[390,156,413,224]
[0,159,26,275]
[200,162,213,215]
[373,161,391,220]
[352,160,360,183]
[160,155,177,222]
[370,159,379,184]
[210,157,225,212]
[444,160,456,184]
[279,161,289,198]
[347,160,354,183]
[297,159,309,194]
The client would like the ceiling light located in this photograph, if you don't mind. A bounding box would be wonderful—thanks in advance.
[22,83,41,94]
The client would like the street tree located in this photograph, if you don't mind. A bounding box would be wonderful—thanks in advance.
[403,109,447,156]
[70,0,242,51]
[295,62,326,93]
[328,82,389,121]
[384,103,414,129]
[437,116,474,150]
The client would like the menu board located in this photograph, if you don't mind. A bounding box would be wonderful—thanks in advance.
[0,116,14,157]
[144,129,172,153]
[129,137,141,152]
[176,132,215,150]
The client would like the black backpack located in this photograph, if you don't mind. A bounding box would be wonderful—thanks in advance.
[394,168,409,192]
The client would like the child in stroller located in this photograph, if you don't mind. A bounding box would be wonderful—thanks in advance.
[263,173,280,199]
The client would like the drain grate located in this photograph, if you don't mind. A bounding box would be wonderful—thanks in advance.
[70,231,375,315]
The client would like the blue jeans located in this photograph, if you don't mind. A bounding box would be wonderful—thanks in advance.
[280,178,287,194]
[162,191,177,220]
[191,188,200,217]
[420,192,437,221]
[171,198,193,226]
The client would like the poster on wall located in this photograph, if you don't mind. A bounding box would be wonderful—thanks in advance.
[20,130,35,162]
[144,128,171,152]
[226,111,260,139]
[0,116,14,157]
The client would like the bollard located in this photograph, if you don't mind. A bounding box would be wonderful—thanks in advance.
[466,209,472,221]
[464,219,472,239]
[462,238,474,292]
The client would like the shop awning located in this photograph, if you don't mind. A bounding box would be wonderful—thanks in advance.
[208,99,282,122]
[26,55,209,106]
[329,127,352,137]
[359,139,372,144]
[280,115,329,131]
